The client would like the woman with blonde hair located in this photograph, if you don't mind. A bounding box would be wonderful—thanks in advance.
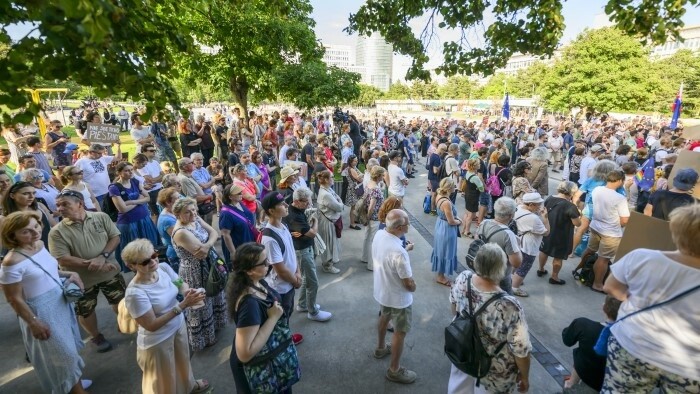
[122,239,210,394]
[61,165,101,212]
[362,165,386,270]
[431,178,462,287]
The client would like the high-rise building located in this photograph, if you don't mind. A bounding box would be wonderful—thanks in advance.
[650,24,700,58]
[356,34,394,92]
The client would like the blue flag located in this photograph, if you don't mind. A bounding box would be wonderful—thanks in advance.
[635,156,656,192]
[502,93,510,120]
[670,85,682,129]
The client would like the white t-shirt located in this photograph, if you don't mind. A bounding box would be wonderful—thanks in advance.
[445,155,460,184]
[372,229,413,309]
[75,156,115,196]
[125,263,184,350]
[137,160,163,191]
[654,148,669,163]
[130,127,151,153]
[578,156,597,185]
[610,249,700,379]
[387,163,407,197]
[262,223,297,294]
[513,207,546,256]
[590,186,630,237]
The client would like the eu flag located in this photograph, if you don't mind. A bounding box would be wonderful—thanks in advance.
[635,156,656,192]
[670,84,682,129]
[502,93,510,120]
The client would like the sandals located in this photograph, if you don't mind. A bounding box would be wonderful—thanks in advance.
[191,379,210,394]
[436,279,452,287]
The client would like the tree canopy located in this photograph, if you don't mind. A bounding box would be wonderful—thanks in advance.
[346,0,698,82]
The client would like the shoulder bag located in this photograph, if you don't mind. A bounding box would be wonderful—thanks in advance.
[15,249,84,303]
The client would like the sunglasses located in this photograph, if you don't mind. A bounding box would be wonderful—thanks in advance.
[137,252,158,266]
[254,258,270,268]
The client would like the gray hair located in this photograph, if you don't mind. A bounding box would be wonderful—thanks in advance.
[366,158,379,171]
[494,197,517,220]
[474,243,507,283]
[530,147,549,162]
[293,186,313,202]
[386,209,408,229]
[190,152,204,160]
[172,197,197,216]
[20,168,43,182]
[591,159,619,182]
[556,180,579,196]
[162,174,180,188]
[448,143,459,154]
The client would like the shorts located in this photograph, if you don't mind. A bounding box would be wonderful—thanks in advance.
[478,192,491,207]
[587,229,621,260]
[429,179,440,192]
[75,274,126,318]
[551,149,562,163]
[380,304,412,333]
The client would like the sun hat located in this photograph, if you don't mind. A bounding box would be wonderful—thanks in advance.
[522,192,544,204]
[280,166,299,183]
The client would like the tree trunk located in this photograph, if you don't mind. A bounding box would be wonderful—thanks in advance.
[229,74,249,138]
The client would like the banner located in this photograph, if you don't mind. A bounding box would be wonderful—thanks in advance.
[85,122,121,144]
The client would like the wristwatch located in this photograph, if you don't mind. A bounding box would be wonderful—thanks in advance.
[101,251,112,259]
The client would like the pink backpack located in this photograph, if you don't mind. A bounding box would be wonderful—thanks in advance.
[485,168,505,197]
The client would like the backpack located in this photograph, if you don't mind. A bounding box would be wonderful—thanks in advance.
[444,275,507,386]
[102,181,128,222]
[572,253,599,287]
[509,212,534,247]
[465,225,508,271]
[485,168,506,196]
[423,192,432,213]
[354,193,370,225]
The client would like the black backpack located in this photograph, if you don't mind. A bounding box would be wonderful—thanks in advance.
[573,252,599,287]
[445,275,507,386]
[101,182,128,222]
[261,227,286,255]
[465,225,508,271]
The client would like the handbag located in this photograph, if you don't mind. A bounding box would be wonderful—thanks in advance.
[593,283,700,357]
[15,249,84,303]
[242,296,301,393]
[197,201,216,216]
[117,298,139,334]
[202,248,228,296]
[354,183,364,198]
[320,210,342,238]
[221,205,261,241]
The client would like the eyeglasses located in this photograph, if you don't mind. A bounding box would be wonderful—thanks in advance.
[253,258,269,267]
[58,189,84,200]
[137,252,158,266]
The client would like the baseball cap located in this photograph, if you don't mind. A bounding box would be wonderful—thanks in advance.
[63,143,79,154]
[522,192,544,204]
[673,168,699,191]
[88,143,105,152]
[261,192,287,211]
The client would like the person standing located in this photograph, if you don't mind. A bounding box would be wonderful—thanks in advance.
[135,144,164,216]
[177,157,215,226]
[219,184,257,264]
[362,166,386,271]
[431,178,462,287]
[150,115,178,172]
[644,168,699,221]
[426,143,445,215]
[44,120,71,174]
[372,209,417,384]
[193,116,216,166]
[510,193,550,297]
[387,151,409,200]
[130,115,154,154]
[74,143,122,207]
[316,170,343,273]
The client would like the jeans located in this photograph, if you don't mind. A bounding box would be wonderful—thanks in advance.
[296,246,319,315]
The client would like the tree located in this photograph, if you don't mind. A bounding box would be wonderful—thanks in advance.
[272,62,361,110]
[180,0,324,122]
[439,76,477,99]
[409,80,440,99]
[352,84,384,107]
[475,73,513,99]
[346,0,696,82]
[540,28,654,113]
[383,82,411,99]
[649,50,700,116]
[509,61,551,98]
[0,0,194,125]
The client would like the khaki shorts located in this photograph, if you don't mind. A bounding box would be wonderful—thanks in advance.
[587,229,621,260]
[380,304,412,333]
[75,274,126,318]
[551,149,562,163]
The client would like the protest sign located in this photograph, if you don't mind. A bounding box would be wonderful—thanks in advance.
[85,122,121,144]
[681,124,700,141]
[668,150,700,199]
[615,211,676,261]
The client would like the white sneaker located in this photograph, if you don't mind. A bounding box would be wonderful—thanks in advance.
[307,310,332,322]
[322,266,340,274]
[296,303,320,313]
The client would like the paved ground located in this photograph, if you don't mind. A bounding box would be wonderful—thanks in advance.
[0,163,604,393]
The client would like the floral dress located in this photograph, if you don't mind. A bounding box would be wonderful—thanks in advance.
[511,176,535,205]
[365,186,384,221]
[345,167,362,207]
[172,220,227,351]
[449,271,532,393]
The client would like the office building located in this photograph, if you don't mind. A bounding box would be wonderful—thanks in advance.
[356,34,394,91]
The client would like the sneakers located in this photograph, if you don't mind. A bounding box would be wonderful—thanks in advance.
[91,334,113,353]
[296,303,320,313]
[386,367,417,384]
[513,288,529,297]
[374,343,391,359]
[322,266,340,274]
[307,310,332,322]
[292,333,304,345]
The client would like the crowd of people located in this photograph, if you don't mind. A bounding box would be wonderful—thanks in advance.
[0,106,698,393]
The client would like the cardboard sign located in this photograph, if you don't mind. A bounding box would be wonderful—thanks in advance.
[667,150,700,199]
[615,211,676,261]
[85,122,121,144]
[681,124,700,141]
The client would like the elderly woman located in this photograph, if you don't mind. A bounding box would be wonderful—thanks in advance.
[231,163,259,219]
[171,198,227,351]
[61,165,100,212]
[0,211,87,394]
[22,168,60,214]
[227,243,300,394]
[161,173,184,197]
[316,170,343,273]
[122,239,210,394]
[220,183,257,265]
[240,152,263,198]
[109,162,160,271]
[432,178,462,287]
[362,165,386,270]
[345,155,364,229]
[448,243,532,394]
[156,187,182,272]
[1,182,55,246]
[601,204,700,393]
[525,147,549,197]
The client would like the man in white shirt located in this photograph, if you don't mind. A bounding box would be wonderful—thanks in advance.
[578,144,604,186]
[130,115,153,154]
[117,106,129,131]
[387,151,409,199]
[511,193,550,297]
[372,209,417,384]
[74,143,121,208]
[549,131,564,172]
[587,170,630,292]
[135,144,163,216]
[278,136,295,167]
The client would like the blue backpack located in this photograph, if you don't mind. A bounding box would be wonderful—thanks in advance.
[423,192,432,213]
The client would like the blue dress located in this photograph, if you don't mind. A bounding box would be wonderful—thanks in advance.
[431,197,458,276]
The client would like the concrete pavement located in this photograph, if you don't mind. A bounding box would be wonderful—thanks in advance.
[0,165,602,393]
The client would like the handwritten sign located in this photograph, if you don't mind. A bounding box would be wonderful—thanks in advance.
[85,123,121,144]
